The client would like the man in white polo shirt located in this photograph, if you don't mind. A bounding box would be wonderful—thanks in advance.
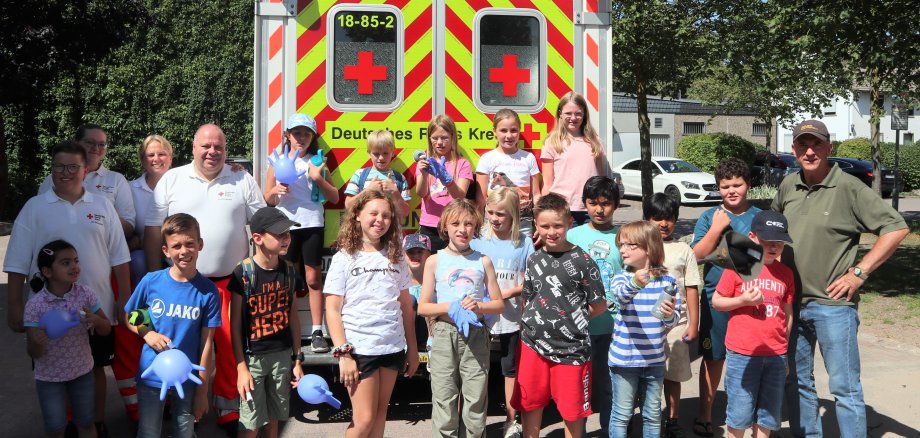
[5,140,131,436]
[144,123,266,430]
[39,124,136,238]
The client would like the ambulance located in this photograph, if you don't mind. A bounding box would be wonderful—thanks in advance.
[252,0,614,368]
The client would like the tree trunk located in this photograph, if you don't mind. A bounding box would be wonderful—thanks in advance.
[765,118,773,153]
[637,76,653,218]
[869,70,883,194]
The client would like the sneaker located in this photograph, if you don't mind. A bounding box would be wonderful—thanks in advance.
[311,330,330,353]
[502,420,522,438]
[663,418,686,438]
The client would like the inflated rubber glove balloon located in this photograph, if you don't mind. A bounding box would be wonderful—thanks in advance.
[447,299,481,338]
[40,309,81,340]
[268,144,306,184]
[309,149,326,203]
[140,348,205,401]
[426,156,453,185]
[297,374,342,409]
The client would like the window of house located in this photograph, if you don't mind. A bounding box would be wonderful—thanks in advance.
[903,133,914,145]
[654,117,662,128]
[683,122,705,135]
[752,123,769,137]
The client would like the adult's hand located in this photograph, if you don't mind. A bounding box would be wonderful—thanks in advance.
[826,270,865,301]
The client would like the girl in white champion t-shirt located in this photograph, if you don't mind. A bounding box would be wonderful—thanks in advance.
[323,190,417,437]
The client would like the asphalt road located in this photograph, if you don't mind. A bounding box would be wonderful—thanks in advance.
[2,197,919,437]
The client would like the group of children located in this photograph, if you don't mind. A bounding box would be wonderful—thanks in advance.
[19,88,796,438]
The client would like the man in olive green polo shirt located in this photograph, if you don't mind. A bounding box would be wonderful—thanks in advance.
[773,119,908,438]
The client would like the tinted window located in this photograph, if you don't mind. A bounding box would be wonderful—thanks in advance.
[622,160,642,170]
[330,9,400,106]
[658,160,701,173]
[478,15,541,107]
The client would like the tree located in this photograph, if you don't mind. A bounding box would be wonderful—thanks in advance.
[0,0,143,217]
[776,0,920,193]
[610,0,721,215]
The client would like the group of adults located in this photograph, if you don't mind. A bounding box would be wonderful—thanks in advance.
[4,117,909,438]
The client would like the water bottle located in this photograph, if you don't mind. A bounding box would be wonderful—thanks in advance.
[651,283,678,320]
[310,151,326,203]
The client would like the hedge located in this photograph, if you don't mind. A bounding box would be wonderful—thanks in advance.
[676,133,759,173]
[837,137,920,191]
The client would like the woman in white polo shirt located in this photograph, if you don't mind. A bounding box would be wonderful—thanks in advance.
[128,135,174,285]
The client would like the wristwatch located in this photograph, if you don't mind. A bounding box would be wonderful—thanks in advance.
[292,352,304,362]
[852,266,869,280]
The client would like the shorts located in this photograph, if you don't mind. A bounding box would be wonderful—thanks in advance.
[724,350,786,431]
[511,342,592,421]
[496,331,520,377]
[699,290,729,361]
[90,330,115,367]
[353,351,406,379]
[283,227,324,267]
[240,350,292,430]
[664,320,692,382]
[36,371,95,433]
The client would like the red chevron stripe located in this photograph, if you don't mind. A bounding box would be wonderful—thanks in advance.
[548,67,570,101]
[405,52,433,96]
[269,26,283,59]
[297,60,326,111]
[362,112,390,122]
[269,121,283,150]
[316,105,341,128]
[586,0,597,13]
[445,100,467,122]
[405,4,432,47]
[410,99,432,122]
[533,108,554,126]
[445,8,472,53]
[268,74,282,107]
[586,78,599,111]
[586,33,599,67]
[445,55,473,98]
[297,1,326,63]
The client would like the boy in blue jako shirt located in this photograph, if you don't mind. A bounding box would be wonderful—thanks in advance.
[566,175,623,435]
[125,213,221,438]
[229,207,305,438]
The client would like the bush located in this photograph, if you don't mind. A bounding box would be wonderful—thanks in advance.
[676,133,759,173]
[891,143,920,191]
[837,137,873,160]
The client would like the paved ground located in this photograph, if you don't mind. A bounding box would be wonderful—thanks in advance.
[2,197,919,437]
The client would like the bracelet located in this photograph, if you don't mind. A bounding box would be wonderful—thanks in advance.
[332,342,354,358]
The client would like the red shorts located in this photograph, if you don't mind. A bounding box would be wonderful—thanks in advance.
[511,342,592,421]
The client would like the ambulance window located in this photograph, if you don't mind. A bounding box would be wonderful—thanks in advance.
[473,10,547,113]
[326,5,403,111]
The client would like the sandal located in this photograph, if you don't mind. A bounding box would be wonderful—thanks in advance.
[693,418,714,437]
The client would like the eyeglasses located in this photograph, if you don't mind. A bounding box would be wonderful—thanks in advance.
[430,135,451,143]
[81,140,108,150]
[561,111,584,119]
[51,163,83,174]
[620,243,641,251]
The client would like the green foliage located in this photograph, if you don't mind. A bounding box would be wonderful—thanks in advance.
[747,185,778,200]
[837,137,920,190]
[676,133,759,173]
[837,138,873,160]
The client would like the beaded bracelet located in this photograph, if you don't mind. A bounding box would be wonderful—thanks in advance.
[332,342,354,358]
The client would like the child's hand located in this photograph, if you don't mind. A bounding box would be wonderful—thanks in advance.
[403,345,420,378]
[143,331,172,352]
[460,295,481,314]
[193,385,209,422]
[658,296,676,318]
[380,178,398,194]
[632,269,651,288]
[291,360,304,386]
[237,367,255,402]
[32,328,49,347]
[269,183,288,199]
[712,208,732,233]
[339,355,360,390]
[740,285,764,306]
[417,158,430,174]
[682,325,699,343]
[308,160,326,183]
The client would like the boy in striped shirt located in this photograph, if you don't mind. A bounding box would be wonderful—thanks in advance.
[608,220,681,437]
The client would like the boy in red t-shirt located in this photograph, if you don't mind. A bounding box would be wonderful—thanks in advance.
[712,211,795,438]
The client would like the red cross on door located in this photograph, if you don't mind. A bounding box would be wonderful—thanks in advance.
[520,123,542,146]
[489,54,530,97]
[343,51,388,95]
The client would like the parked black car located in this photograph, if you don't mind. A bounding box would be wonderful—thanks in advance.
[750,152,798,187]
[827,157,900,198]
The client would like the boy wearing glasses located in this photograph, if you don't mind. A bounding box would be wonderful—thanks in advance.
[5,140,131,436]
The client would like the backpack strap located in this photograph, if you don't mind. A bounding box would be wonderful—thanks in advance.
[357,167,372,191]
[240,258,256,354]
[358,167,405,192]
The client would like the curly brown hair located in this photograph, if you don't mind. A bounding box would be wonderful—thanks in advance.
[335,190,404,263]
[714,157,751,185]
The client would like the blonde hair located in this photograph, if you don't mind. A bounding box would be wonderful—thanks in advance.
[482,187,523,247]
[427,114,464,180]
[545,91,602,156]
[138,135,174,162]
[335,190,403,263]
[616,221,668,277]
[366,129,395,154]
[438,199,483,241]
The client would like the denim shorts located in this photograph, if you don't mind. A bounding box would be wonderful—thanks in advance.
[724,350,786,431]
[35,371,95,433]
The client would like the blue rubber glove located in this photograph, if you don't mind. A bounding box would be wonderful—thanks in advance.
[309,149,326,203]
[447,299,482,338]
[268,143,307,184]
[426,156,453,186]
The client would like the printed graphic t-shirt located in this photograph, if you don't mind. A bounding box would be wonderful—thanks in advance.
[471,236,534,334]
[475,148,540,207]
[717,263,795,356]
[567,224,624,335]
[521,246,605,365]
[227,260,305,355]
[24,285,101,382]
[324,250,412,355]
[125,269,221,388]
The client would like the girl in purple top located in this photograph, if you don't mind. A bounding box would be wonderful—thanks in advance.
[416,114,474,252]
[24,240,111,437]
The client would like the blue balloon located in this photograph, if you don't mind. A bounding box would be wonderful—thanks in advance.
[297,374,341,409]
[268,143,306,184]
[140,348,205,400]
[39,309,81,340]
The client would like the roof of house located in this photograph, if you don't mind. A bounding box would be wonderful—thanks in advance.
[611,93,761,116]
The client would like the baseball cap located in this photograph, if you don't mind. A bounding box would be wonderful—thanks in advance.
[792,119,829,143]
[286,113,317,134]
[403,234,432,252]
[700,230,764,282]
[751,210,793,243]
[250,207,300,234]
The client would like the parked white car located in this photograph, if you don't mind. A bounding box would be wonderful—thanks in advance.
[614,157,721,204]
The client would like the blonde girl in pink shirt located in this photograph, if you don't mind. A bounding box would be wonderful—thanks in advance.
[540,91,606,225]
[416,114,474,252]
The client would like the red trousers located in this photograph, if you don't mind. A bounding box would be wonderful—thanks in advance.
[211,277,240,424]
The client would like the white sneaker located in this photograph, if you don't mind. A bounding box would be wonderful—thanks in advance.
[502,421,522,438]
